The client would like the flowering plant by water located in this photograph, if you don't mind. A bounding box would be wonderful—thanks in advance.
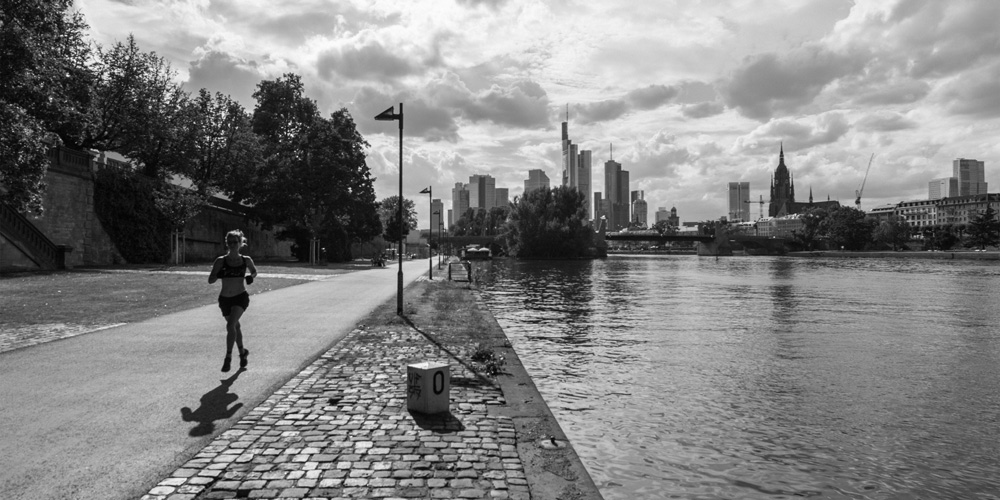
[471,343,506,377]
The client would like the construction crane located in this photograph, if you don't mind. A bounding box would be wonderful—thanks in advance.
[744,195,765,220]
[855,153,875,208]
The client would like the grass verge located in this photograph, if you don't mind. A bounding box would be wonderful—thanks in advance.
[0,260,378,327]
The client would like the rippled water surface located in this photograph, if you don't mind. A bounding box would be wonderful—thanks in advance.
[476,256,1000,500]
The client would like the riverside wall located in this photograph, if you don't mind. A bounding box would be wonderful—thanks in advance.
[3,147,291,270]
[790,250,1000,260]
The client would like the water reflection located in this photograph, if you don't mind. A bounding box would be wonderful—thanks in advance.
[479,255,1000,500]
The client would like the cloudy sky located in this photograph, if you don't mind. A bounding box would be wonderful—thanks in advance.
[77,0,1000,224]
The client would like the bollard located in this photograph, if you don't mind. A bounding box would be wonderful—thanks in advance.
[406,361,450,414]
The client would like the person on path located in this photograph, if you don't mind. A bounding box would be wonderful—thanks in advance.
[208,230,258,372]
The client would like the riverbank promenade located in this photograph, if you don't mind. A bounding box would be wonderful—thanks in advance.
[0,260,600,500]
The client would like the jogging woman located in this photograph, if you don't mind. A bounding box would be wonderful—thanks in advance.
[208,230,258,372]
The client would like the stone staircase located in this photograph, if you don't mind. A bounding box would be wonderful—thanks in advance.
[1,202,71,270]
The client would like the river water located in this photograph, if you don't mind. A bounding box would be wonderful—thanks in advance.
[475,255,1000,500]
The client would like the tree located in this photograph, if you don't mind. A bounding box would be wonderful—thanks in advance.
[378,196,417,244]
[1,0,94,213]
[821,206,875,251]
[652,220,677,235]
[504,186,593,259]
[235,75,379,262]
[240,74,319,229]
[789,207,830,250]
[966,205,1000,250]
[176,89,262,196]
[452,206,509,236]
[82,34,190,179]
[872,215,911,251]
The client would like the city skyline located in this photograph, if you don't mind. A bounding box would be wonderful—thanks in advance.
[77,1,1000,223]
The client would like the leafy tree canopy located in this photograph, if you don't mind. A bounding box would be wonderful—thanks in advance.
[820,206,875,251]
[872,215,911,251]
[1,0,93,213]
[378,195,417,244]
[504,186,593,259]
[966,205,1000,250]
[82,34,189,179]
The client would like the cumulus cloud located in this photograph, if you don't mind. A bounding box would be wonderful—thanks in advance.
[463,81,550,128]
[682,101,725,119]
[848,79,930,106]
[574,84,680,124]
[724,46,865,121]
[185,51,264,107]
[353,87,461,142]
[620,131,691,181]
[940,62,1000,118]
[318,41,420,81]
[855,111,917,132]
[626,85,679,110]
[735,112,851,153]
[576,99,629,124]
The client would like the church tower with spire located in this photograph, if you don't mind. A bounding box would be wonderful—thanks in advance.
[769,143,795,217]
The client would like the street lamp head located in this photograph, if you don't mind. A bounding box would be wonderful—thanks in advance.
[374,106,400,121]
[420,187,431,194]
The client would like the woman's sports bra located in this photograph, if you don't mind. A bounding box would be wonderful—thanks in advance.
[218,256,247,278]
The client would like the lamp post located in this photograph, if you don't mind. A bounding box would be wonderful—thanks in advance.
[433,211,442,269]
[375,103,404,314]
[420,186,433,280]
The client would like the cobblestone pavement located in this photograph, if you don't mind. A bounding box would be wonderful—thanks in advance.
[0,322,127,354]
[142,322,529,500]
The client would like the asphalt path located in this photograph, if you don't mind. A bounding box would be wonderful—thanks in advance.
[0,260,429,500]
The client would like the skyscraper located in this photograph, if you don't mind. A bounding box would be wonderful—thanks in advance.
[468,174,496,211]
[561,108,593,220]
[524,169,550,194]
[578,149,592,220]
[495,188,509,207]
[430,199,443,232]
[451,182,469,226]
[728,182,750,221]
[604,147,630,231]
[953,158,987,196]
[631,191,647,227]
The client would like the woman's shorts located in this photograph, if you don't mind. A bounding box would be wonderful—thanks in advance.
[218,291,250,317]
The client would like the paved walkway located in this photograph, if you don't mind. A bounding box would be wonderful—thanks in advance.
[0,260,430,500]
[141,319,528,500]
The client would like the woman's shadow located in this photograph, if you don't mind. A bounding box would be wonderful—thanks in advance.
[181,370,245,437]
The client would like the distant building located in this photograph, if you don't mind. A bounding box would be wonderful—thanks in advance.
[524,169,550,194]
[769,144,795,217]
[451,183,470,226]
[728,182,750,222]
[631,190,647,227]
[560,113,593,220]
[929,177,959,200]
[655,206,679,228]
[756,214,805,238]
[953,158,987,196]
[495,188,509,207]
[468,174,496,211]
[431,199,444,232]
[768,144,839,216]
[594,192,605,222]
[880,193,1000,228]
[604,150,630,230]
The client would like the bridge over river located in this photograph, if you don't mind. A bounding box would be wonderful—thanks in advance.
[603,229,787,256]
